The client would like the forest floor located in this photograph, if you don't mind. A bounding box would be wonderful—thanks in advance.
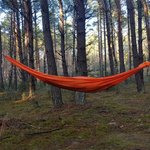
[0,77,150,150]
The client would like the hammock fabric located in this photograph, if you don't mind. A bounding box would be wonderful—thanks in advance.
[5,55,150,93]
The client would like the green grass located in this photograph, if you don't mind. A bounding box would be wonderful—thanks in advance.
[0,78,150,150]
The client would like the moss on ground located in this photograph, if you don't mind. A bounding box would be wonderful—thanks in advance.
[0,78,150,150]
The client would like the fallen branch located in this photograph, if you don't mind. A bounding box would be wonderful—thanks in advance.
[13,95,36,104]
[0,136,12,141]
[27,128,62,136]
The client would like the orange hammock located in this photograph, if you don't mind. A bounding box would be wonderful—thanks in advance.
[5,55,150,93]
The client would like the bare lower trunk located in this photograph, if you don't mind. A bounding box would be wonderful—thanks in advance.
[109,0,118,74]
[34,2,40,73]
[13,11,17,91]
[72,9,76,76]
[58,0,68,77]
[103,9,107,77]
[143,0,150,75]
[9,14,13,89]
[126,0,145,93]
[103,0,114,75]
[40,0,63,107]
[73,0,87,105]
[24,0,36,96]
[127,9,132,70]
[0,26,4,90]
[115,0,126,73]
[98,3,103,77]
[14,0,25,81]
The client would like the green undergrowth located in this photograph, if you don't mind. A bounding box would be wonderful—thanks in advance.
[0,78,150,150]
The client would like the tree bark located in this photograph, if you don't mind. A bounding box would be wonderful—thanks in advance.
[97,2,103,77]
[72,8,76,77]
[138,0,143,64]
[12,10,17,91]
[143,0,150,62]
[138,0,144,89]
[73,0,88,105]
[24,0,36,96]
[115,0,126,73]
[58,0,68,77]
[23,1,29,82]
[13,0,25,81]
[103,8,107,77]
[8,12,13,89]
[103,0,114,75]
[126,0,145,93]
[43,46,46,86]
[127,8,132,70]
[109,0,118,74]
[34,2,40,73]
[0,26,4,90]
[40,0,63,107]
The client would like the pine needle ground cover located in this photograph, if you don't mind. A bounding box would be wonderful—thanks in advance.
[0,79,150,150]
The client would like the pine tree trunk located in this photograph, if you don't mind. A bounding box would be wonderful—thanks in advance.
[40,0,63,107]
[126,0,145,93]
[73,0,87,105]
[103,8,107,77]
[3,28,7,85]
[143,0,150,62]
[8,12,13,89]
[34,2,40,73]
[53,9,57,61]
[97,3,103,77]
[143,0,150,75]
[43,46,46,86]
[103,0,114,75]
[13,11,17,91]
[138,0,144,89]
[58,0,68,77]
[97,7,101,76]
[115,0,126,73]
[100,9,103,77]
[24,0,36,96]
[23,1,29,82]
[109,0,118,74]
[14,0,25,81]
[0,26,4,90]
[127,9,132,70]
[72,9,76,76]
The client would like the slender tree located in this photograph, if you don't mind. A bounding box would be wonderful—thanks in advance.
[13,0,25,81]
[40,0,63,107]
[72,8,76,77]
[8,12,13,89]
[103,7,107,77]
[109,0,118,74]
[12,10,17,90]
[23,1,29,82]
[58,0,68,76]
[73,0,88,105]
[138,0,144,87]
[33,2,40,73]
[126,0,145,93]
[138,0,143,65]
[103,0,114,75]
[0,26,4,90]
[115,0,126,73]
[97,2,103,77]
[143,0,150,62]
[24,0,36,96]
[127,8,132,70]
